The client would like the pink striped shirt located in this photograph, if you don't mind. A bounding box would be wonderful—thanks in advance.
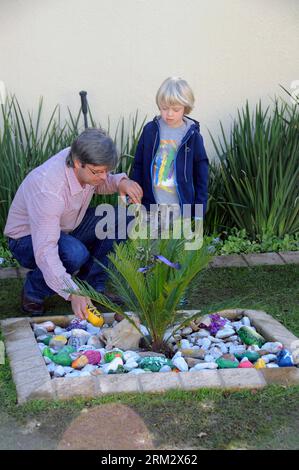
[4,147,128,300]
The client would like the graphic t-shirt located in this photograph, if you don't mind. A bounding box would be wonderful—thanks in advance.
[153,119,187,205]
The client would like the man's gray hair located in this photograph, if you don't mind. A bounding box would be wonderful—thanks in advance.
[66,128,118,170]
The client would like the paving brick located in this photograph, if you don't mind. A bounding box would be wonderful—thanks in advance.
[5,338,40,355]
[243,252,285,266]
[95,374,140,395]
[138,372,181,393]
[179,370,222,389]
[17,379,55,404]
[260,367,299,386]
[10,354,46,374]
[219,369,267,389]
[53,376,96,399]
[278,251,299,265]
[210,255,248,268]
[1,317,31,335]
[13,365,49,387]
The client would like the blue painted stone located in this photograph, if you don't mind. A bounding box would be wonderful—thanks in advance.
[277,349,294,367]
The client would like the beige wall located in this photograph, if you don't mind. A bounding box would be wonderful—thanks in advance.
[0,0,298,156]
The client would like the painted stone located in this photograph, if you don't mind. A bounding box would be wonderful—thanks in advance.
[49,335,68,350]
[86,306,105,327]
[254,358,266,369]
[234,351,260,362]
[277,349,294,367]
[83,350,101,365]
[66,319,87,331]
[238,359,253,368]
[237,326,266,347]
[43,345,75,367]
[216,357,239,369]
[138,356,173,372]
[261,342,283,354]
[104,350,123,363]
[72,355,89,369]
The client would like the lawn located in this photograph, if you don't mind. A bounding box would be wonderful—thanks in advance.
[0,264,298,449]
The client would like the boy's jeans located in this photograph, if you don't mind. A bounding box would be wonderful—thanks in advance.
[8,207,125,304]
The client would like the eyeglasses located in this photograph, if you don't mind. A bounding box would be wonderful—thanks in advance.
[84,165,107,177]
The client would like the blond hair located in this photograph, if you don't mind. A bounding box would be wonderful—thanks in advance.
[156,77,195,115]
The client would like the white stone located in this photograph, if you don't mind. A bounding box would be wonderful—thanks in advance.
[219,343,228,354]
[140,324,150,336]
[173,356,188,372]
[241,316,251,326]
[266,363,279,368]
[65,371,81,378]
[262,354,278,363]
[38,343,47,352]
[80,371,91,377]
[204,355,216,363]
[159,365,172,373]
[47,363,56,374]
[180,339,191,349]
[82,364,97,373]
[63,367,74,374]
[197,330,210,338]
[54,366,65,377]
[261,342,283,354]
[247,345,261,352]
[209,336,222,343]
[124,360,139,371]
[216,328,235,339]
[54,326,66,335]
[201,338,212,350]
[229,345,246,355]
[172,351,182,360]
[123,351,140,362]
[86,324,101,335]
[231,321,243,331]
[44,356,52,365]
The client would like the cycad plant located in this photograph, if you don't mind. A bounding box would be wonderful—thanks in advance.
[68,236,213,354]
[210,100,299,239]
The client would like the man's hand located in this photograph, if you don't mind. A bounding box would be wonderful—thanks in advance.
[118,179,143,204]
[70,294,93,320]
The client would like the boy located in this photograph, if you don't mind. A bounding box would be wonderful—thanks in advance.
[132,77,209,226]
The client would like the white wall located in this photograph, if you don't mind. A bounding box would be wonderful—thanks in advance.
[0,0,298,157]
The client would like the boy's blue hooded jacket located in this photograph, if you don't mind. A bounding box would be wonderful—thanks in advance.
[131,116,209,216]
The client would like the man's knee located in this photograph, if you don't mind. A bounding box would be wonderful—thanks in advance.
[59,238,90,273]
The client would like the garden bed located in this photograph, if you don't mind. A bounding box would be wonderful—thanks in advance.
[2,309,299,404]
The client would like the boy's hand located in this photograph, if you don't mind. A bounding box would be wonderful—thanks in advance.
[118,179,143,204]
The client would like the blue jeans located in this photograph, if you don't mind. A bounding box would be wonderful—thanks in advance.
[8,207,128,303]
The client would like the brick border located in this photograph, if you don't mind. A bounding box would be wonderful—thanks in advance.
[1,309,299,403]
[0,251,298,280]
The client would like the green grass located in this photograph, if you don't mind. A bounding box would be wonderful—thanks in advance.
[0,264,298,449]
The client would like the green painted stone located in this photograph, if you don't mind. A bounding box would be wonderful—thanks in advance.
[216,357,239,369]
[237,326,266,348]
[43,345,75,366]
[234,351,260,362]
[138,356,173,372]
[104,350,123,363]
[108,365,126,374]
[41,335,52,346]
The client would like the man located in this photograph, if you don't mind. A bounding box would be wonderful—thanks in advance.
[4,128,142,319]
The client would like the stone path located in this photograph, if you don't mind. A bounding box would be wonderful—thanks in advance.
[0,251,298,280]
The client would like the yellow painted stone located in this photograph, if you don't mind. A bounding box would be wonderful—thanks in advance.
[86,306,105,327]
[254,358,266,369]
[52,335,67,344]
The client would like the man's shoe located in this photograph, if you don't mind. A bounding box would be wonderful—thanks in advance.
[21,289,45,316]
